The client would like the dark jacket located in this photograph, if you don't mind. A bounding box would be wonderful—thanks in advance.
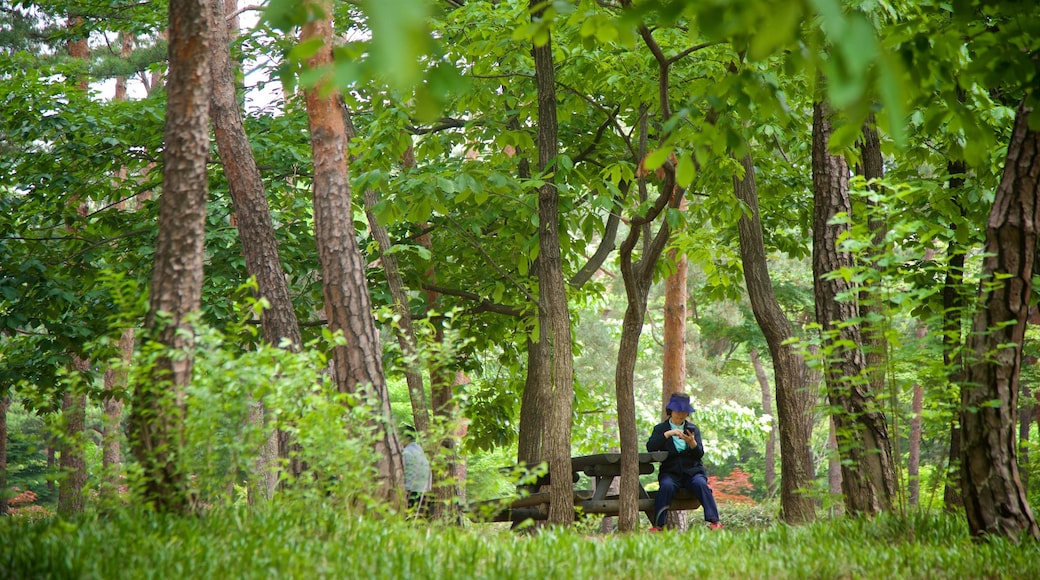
[646,418,706,478]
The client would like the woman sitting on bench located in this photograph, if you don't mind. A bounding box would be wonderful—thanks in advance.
[646,392,723,531]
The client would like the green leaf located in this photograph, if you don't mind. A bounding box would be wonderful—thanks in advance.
[675,154,695,187]
[644,147,672,171]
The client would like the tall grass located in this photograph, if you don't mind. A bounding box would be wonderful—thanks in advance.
[2,503,1038,579]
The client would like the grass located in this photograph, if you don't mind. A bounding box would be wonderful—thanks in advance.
[2,503,1039,579]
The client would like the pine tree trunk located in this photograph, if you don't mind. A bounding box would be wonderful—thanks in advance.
[735,153,816,523]
[128,0,211,514]
[300,0,403,505]
[960,101,1040,539]
[812,99,897,515]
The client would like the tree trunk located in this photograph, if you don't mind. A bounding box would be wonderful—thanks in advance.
[300,0,403,505]
[909,383,923,506]
[57,357,88,518]
[1020,384,1033,494]
[959,101,1040,539]
[661,207,688,531]
[128,0,211,514]
[530,0,575,526]
[345,116,431,437]
[750,349,777,496]
[942,160,968,511]
[812,99,897,515]
[210,3,294,499]
[102,328,133,499]
[828,418,842,515]
[856,116,889,400]
[0,394,8,516]
[615,165,681,531]
[735,153,816,523]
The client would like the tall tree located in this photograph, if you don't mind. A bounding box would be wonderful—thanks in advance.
[812,97,897,515]
[734,153,817,523]
[128,0,212,513]
[661,199,688,530]
[57,18,90,519]
[529,0,575,526]
[959,101,1040,539]
[300,0,403,504]
[208,0,303,498]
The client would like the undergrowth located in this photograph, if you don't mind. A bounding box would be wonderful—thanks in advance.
[1,503,1038,579]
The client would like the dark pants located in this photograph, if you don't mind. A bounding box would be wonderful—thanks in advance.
[408,491,429,517]
[653,472,720,527]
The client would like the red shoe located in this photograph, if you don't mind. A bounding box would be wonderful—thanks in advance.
[708,521,723,530]
[649,527,663,532]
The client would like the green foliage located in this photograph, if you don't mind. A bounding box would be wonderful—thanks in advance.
[2,505,1039,578]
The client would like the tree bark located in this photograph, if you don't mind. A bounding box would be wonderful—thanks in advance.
[57,388,87,518]
[812,99,897,515]
[0,394,8,516]
[128,0,211,514]
[752,347,777,498]
[615,142,681,530]
[301,0,403,505]
[1020,384,1033,493]
[661,212,688,531]
[102,328,133,500]
[828,418,842,515]
[530,0,575,526]
[209,0,302,354]
[735,153,816,523]
[856,116,889,400]
[943,160,968,512]
[959,101,1040,539]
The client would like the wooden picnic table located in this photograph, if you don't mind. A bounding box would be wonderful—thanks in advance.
[474,452,701,525]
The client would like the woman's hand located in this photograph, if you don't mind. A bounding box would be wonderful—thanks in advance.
[678,431,696,447]
[665,429,683,438]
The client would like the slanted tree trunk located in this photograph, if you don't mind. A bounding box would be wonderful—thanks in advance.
[616,106,683,531]
[735,153,816,523]
[300,0,403,505]
[959,101,1040,539]
[209,0,300,502]
[529,0,575,526]
[128,0,212,514]
[812,98,897,515]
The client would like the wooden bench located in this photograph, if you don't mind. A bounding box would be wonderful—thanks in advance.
[472,452,702,525]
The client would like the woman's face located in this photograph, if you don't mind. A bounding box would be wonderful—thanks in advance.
[670,410,689,424]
